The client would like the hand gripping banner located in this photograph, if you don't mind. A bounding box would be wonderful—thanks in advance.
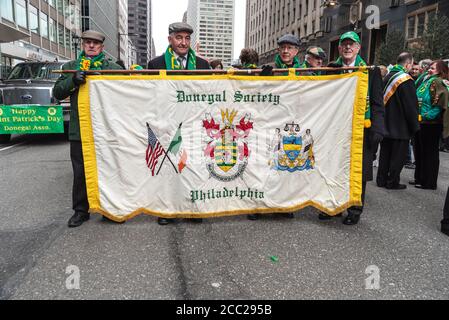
[78,71,368,222]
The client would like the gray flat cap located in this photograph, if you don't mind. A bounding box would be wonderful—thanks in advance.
[81,30,105,43]
[169,22,194,35]
[277,34,300,47]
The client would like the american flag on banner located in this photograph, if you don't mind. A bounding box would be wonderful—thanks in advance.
[145,123,164,176]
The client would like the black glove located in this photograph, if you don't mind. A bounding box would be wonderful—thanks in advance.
[369,131,383,149]
[73,71,86,86]
[260,65,274,76]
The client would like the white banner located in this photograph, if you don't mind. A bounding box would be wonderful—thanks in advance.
[78,72,368,221]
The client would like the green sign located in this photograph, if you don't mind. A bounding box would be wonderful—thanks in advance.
[0,105,64,134]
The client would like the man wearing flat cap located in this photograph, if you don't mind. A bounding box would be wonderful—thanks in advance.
[53,30,123,228]
[318,31,385,225]
[259,34,301,76]
[147,22,210,70]
[275,34,301,70]
[147,23,209,226]
[300,46,327,75]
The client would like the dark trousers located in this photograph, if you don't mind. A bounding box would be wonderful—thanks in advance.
[376,138,409,187]
[70,141,89,214]
[414,124,442,189]
[347,180,367,216]
[442,187,449,231]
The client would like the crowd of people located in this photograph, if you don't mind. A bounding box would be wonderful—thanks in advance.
[54,22,449,236]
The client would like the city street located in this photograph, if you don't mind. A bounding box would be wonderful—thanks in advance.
[1,133,449,300]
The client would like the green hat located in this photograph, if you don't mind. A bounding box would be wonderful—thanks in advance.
[306,46,327,59]
[339,31,361,45]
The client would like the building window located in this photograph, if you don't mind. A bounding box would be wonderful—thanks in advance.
[406,7,437,40]
[57,0,64,15]
[65,27,70,49]
[29,5,39,33]
[15,0,27,28]
[58,23,64,46]
[40,12,48,38]
[49,18,57,42]
[1,0,14,21]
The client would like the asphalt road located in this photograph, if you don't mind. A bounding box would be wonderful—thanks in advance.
[1,134,449,300]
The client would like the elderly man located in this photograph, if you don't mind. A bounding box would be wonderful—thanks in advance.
[148,23,210,225]
[300,46,327,75]
[147,22,210,70]
[319,31,385,225]
[53,30,123,228]
[260,34,301,76]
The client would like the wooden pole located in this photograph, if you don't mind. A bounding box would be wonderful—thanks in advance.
[52,66,375,75]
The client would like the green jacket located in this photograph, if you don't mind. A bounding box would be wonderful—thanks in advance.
[53,59,122,141]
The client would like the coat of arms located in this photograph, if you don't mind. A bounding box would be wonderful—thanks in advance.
[203,109,253,181]
[269,121,315,172]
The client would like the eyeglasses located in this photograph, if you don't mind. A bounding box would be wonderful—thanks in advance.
[279,45,298,51]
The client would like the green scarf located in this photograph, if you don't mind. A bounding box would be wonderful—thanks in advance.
[275,54,301,69]
[242,63,258,69]
[76,51,105,71]
[164,46,197,70]
[336,55,371,128]
[389,64,407,74]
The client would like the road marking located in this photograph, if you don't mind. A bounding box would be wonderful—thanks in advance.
[0,141,28,151]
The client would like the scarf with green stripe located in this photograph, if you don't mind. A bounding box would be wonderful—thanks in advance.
[76,51,105,71]
[389,64,408,74]
[164,46,197,70]
[337,55,371,128]
[275,54,301,69]
[242,63,258,69]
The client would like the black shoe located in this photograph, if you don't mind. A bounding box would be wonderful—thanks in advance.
[318,212,342,220]
[377,182,386,188]
[190,218,203,223]
[386,184,407,190]
[158,217,173,225]
[247,214,260,221]
[441,220,449,236]
[68,211,90,228]
[102,215,125,224]
[318,213,332,220]
[415,184,437,190]
[282,213,294,219]
[343,213,360,225]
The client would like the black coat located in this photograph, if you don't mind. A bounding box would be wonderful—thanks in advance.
[383,71,420,140]
[360,67,386,181]
[147,54,210,70]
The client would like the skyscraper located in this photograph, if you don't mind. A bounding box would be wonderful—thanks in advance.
[128,0,153,67]
[245,0,324,65]
[81,0,121,61]
[187,0,235,67]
